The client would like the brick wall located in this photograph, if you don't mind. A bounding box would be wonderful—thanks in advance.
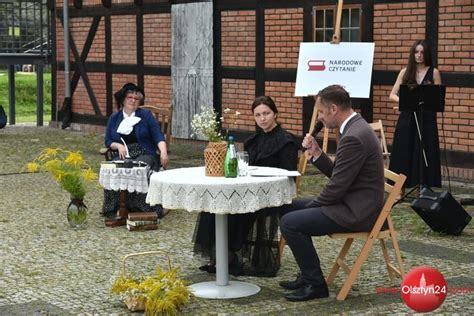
[111,15,137,64]
[144,75,172,109]
[265,81,302,135]
[438,0,474,73]
[373,2,426,71]
[221,79,255,132]
[264,8,303,69]
[143,13,171,66]
[221,10,256,67]
[88,19,106,62]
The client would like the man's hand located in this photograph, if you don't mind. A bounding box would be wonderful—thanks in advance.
[302,133,322,159]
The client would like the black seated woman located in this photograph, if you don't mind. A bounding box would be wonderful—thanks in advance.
[193,96,299,277]
[103,83,169,217]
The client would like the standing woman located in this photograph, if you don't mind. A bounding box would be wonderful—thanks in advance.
[389,40,442,189]
[103,82,169,217]
[193,96,299,277]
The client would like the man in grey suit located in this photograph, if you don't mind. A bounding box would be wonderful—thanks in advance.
[279,85,384,301]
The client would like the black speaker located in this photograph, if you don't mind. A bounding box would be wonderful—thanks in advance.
[411,188,472,236]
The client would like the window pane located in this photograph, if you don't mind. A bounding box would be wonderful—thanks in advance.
[325,29,333,42]
[341,29,350,42]
[325,10,334,28]
[316,30,324,42]
[315,10,324,28]
[351,8,360,27]
[342,9,350,28]
[351,29,359,41]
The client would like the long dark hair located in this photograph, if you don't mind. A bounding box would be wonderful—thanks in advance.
[402,40,433,84]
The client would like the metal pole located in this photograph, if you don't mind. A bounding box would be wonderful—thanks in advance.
[63,0,70,98]
[8,65,15,125]
[37,64,44,126]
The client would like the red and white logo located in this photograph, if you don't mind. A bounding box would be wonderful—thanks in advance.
[400,266,447,312]
[307,60,326,71]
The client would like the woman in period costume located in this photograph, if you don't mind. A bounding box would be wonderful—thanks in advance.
[193,96,299,277]
[103,82,168,217]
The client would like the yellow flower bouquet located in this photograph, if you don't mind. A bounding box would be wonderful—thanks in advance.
[26,148,97,199]
[26,148,97,228]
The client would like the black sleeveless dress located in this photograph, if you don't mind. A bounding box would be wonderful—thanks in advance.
[389,67,442,188]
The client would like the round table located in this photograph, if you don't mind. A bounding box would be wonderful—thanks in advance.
[146,166,296,299]
[99,164,149,220]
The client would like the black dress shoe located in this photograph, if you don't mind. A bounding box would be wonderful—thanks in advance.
[279,273,306,290]
[284,283,329,302]
[198,264,215,273]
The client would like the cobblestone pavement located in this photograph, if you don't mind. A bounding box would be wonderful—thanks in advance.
[0,126,473,315]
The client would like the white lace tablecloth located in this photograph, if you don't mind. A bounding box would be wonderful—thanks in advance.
[99,166,149,193]
[146,166,295,214]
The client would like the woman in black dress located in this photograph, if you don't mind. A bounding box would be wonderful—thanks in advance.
[193,96,299,277]
[389,40,442,189]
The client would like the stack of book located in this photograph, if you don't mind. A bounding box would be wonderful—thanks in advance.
[126,212,159,231]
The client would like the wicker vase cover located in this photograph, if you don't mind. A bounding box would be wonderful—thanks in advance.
[204,141,227,177]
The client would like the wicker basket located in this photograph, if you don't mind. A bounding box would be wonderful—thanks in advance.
[120,250,172,312]
[204,141,227,177]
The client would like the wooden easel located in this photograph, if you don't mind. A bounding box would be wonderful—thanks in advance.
[299,0,343,176]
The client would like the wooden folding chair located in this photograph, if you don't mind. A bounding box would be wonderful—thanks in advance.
[325,168,406,301]
[369,119,390,167]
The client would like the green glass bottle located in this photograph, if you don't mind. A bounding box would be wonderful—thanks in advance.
[224,136,238,178]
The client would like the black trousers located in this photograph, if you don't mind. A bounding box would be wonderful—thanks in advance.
[280,198,350,286]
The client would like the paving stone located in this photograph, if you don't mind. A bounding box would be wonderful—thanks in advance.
[0,126,473,314]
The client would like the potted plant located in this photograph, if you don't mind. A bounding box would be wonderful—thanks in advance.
[26,148,97,228]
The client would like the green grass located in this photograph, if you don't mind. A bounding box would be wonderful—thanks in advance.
[0,71,52,122]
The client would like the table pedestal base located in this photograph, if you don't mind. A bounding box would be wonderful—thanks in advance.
[189,281,260,299]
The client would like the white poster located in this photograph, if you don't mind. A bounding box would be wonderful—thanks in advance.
[295,42,375,98]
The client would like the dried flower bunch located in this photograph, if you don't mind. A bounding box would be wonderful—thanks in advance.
[26,148,97,199]
[111,267,190,315]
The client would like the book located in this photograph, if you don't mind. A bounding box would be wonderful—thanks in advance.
[249,166,301,177]
[128,212,158,221]
[127,223,158,231]
[126,219,158,227]
[104,217,127,228]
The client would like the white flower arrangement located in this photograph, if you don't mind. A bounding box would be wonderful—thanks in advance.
[191,106,241,142]
[191,105,223,142]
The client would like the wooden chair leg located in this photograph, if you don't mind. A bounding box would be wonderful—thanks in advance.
[380,239,395,282]
[387,217,405,277]
[336,237,376,301]
[326,238,353,286]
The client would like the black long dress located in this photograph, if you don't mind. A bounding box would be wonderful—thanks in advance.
[389,67,442,188]
[193,125,299,277]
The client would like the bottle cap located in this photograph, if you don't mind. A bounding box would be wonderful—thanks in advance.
[228,136,234,141]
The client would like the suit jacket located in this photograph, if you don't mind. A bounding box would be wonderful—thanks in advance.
[313,114,384,232]
[105,108,165,158]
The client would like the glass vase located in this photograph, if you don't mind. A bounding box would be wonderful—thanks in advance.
[67,198,88,228]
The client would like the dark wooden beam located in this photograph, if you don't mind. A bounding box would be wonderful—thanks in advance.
[69,33,102,115]
[255,4,265,96]
[105,14,113,115]
[213,6,223,119]
[426,0,439,66]
[136,10,144,90]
